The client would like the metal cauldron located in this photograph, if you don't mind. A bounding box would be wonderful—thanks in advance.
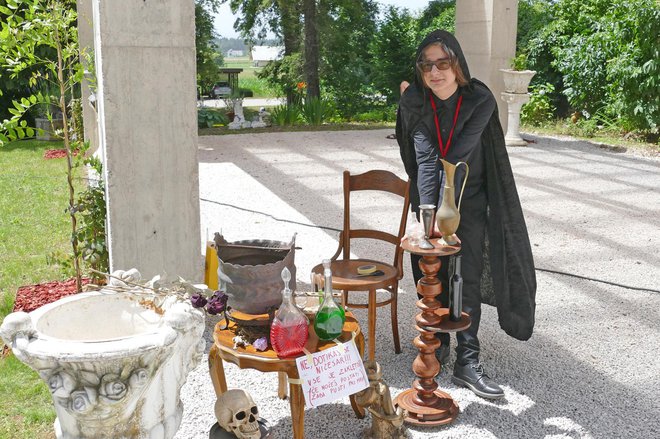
[214,233,296,315]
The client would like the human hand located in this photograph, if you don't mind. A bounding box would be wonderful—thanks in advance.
[446,233,461,244]
[400,81,411,95]
[429,223,442,238]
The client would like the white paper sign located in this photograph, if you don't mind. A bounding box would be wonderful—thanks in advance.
[295,339,369,408]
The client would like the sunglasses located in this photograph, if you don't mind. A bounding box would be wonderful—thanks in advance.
[417,58,452,72]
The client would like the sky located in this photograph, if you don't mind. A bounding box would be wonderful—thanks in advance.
[213,0,433,39]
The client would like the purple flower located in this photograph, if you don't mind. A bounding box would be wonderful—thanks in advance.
[190,293,208,308]
[206,296,226,315]
[253,337,268,351]
[212,290,229,306]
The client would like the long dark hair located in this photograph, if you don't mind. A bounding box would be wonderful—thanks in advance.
[416,41,469,87]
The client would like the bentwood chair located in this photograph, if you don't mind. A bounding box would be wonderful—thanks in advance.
[311,170,410,360]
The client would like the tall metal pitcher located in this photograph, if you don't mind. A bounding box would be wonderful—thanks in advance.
[436,159,469,245]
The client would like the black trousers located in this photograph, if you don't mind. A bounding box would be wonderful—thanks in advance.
[412,190,487,365]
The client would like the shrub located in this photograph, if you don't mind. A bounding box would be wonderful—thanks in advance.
[300,97,335,125]
[521,83,556,126]
[567,117,598,138]
[353,105,398,123]
[271,104,302,126]
[197,108,228,128]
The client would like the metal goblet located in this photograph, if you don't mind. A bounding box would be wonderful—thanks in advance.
[418,204,436,249]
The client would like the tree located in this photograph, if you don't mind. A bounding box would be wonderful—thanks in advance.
[368,6,417,105]
[416,0,455,38]
[0,0,86,291]
[225,0,303,104]
[547,0,659,133]
[516,0,553,54]
[317,0,378,117]
[196,2,224,95]
[303,0,320,99]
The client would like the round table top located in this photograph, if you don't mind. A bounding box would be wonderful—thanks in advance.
[400,237,461,257]
[213,312,361,370]
[311,259,397,290]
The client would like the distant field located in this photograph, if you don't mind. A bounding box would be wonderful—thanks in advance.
[223,57,279,98]
[224,57,259,79]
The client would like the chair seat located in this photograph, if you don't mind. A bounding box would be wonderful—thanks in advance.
[311,259,397,291]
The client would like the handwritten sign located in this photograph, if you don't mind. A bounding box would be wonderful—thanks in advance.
[295,339,368,408]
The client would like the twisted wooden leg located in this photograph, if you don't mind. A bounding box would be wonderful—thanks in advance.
[394,255,459,425]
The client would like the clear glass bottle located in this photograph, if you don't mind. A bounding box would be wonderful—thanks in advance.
[270,267,309,357]
[448,255,463,322]
[313,259,346,340]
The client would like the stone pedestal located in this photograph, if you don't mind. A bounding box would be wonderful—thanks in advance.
[501,92,530,146]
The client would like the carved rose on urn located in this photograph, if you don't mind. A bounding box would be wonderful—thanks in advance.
[47,371,77,398]
[69,388,98,414]
[99,374,128,403]
[129,368,149,389]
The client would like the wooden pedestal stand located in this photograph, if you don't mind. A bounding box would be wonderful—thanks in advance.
[394,237,470,426]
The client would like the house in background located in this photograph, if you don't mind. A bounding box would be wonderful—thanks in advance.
[250,45,283,67]
[226,49,244,57]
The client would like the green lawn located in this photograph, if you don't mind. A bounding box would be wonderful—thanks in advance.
[0,139,74,438]
[224,57,279,98]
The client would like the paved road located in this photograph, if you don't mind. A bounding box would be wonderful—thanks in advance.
[177,130,660,439]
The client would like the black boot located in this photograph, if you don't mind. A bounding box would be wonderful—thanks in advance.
[452,362,504,399]
[436,333,450,364]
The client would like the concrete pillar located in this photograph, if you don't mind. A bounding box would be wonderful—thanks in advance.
[456,0,518,129]
[92,0,201,281]
[76,0,98,154]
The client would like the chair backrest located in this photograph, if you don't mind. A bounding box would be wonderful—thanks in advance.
[341,170,411,277]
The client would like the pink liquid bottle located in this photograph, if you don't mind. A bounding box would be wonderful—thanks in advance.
[270,267,309,357]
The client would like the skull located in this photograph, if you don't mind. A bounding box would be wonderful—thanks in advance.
[215,389,260,439]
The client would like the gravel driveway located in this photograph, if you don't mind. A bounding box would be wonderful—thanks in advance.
[175,130,660,439]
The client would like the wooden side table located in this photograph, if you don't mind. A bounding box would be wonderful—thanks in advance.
[393,237,470,426]
[208,312,365,439]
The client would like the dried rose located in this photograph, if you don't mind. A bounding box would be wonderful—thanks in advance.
[212,290,228,307]
[206,297,226,315]
[253,337,268,352]
[190,293,208,308]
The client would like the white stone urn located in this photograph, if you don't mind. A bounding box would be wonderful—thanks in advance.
[0,287,205,439]
[499,69,537,146]
[499,69,537,94]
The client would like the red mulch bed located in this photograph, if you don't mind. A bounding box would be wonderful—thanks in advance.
[13,277,92,313]
[43,149,79,159]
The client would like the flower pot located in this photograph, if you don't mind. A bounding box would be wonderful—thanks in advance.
[214,234,297,315]
[0,289,205,438]
[499,69,537,94]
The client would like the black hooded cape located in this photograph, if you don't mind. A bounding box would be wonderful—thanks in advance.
[396,30,537,341]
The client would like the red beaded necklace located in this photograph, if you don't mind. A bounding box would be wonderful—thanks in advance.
[430,93,463,158]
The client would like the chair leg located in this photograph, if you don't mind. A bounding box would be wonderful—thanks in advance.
[342,290,348,308]
[390,283,401,354]
[368,289,376,361]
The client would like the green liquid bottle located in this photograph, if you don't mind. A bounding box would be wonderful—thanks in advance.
[313,259,346,340]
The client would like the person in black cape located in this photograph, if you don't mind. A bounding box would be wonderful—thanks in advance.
[396,29,537,399]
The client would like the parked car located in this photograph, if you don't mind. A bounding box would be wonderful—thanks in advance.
[210,82,232,99]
